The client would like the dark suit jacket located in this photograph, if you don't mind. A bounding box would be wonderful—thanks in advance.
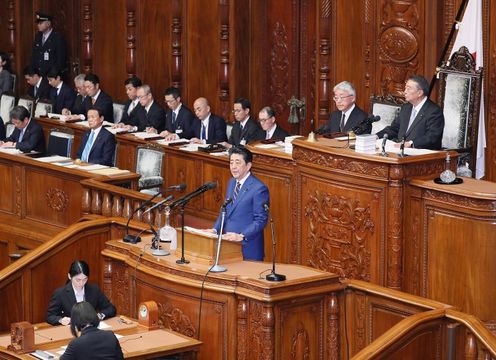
[164,104,195,139]
[0,120,5,141]
[32,30,67,76]
[76,127,116,166]
[228,117,262,145]
[376,99,445,150]
[46,282,116,325]
[325,105,369,133]
[71,94,86,115]
[50,82,77,114]
[214,174,269,261]
[60,326,123,360]
[27,76,51,101]
[134,101,166,132]
[256,124,290,141]
[120,99,142,125]
[191,113,227,144]
[5,118,45,153]
[82,90,114,123]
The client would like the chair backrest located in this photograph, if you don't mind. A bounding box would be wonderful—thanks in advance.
[369,94,405,135]
[17,97,34,116]
[34,101,53,118]
[135,145,165,177]
[10,74,16,93]
[226,122,233,139]
[6,123,15,138]
[0,93,15,124]
[437,46,483,171]
[47,128,74,157]
[113,102,125,124]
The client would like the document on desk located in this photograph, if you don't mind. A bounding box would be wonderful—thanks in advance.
[74,120,114,128]
[106,127,129,135]
[376,139,438,156]
[180,144,209,152]
[156,138,190,146]
[132,131,162,139]
[89,168,130,176]
[33,155,72,163]
[47,113,63,119]
[0,147,22,154]
[184,226,218,238]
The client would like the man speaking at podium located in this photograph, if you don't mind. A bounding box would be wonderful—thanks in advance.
[209,146,269,261]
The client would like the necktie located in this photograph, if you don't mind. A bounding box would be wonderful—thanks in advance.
[233,181,241,201]
[407,108,417,131]
[172,111,176,124]
[266,131,271,140]
[18,129,25,143]
[201,124,206,141]
[128,101,135,115]
[81,131,95,162]
[240,124,244,133]
[340,113,346,132]
[91,98,96,105]
[34,86,39,97]
[42,35,47,45]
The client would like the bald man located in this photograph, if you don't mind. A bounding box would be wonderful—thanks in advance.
[190,97,227,144]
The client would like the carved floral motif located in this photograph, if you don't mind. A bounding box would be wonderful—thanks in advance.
[305,190,373,280]
[158,301,196,338]
[46,188,69,211]
[270,22,290,116]
[291,322,310,360]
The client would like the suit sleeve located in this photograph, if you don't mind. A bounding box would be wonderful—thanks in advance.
[412,105,445,149]
[242,184,269,242]
[16,125,44,153]
[99,132,116,166]
[376,111,401,140]
[96,287,116,319]
[46,287,64,325]
[0,121,5,141]
[211,117,227,143]
[76,133,87,159]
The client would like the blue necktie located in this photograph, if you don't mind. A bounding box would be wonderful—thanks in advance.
[18,129,25,143]
[81,131,95,162]
[172,111,176,124]
[201,124,206,141]
[233,181,241,201]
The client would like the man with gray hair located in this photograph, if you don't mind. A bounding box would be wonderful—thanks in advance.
[322,81,368,134]
[62,74,87,116]
[255,106,289,141]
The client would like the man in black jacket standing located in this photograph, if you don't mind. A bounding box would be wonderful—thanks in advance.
[32,12,67,76]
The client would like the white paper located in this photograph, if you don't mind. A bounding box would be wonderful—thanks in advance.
[33,155,71,163]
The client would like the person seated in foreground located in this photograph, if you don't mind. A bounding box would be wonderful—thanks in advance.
[0,105,45,153]
[60,301,123,360]
[47,260,116,326]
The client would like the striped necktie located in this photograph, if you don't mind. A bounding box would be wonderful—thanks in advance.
[233,181,241,201]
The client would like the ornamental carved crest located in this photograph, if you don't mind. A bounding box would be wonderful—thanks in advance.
[305,190,373,280]
[45,188,69,211]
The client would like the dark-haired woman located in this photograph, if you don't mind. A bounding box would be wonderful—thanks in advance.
[0,51,13,96]
[46,260,116,325]
[60,301,124,360]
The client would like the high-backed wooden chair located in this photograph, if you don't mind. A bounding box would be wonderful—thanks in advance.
[369,94,405,135]
[0,93,15,124]
[34,100,53,118]
[135,144,165,195]
[17,97,35,116]
[47,128,75,157]
[113,102,125,124]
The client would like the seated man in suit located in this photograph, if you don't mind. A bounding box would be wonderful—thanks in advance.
[322,81,369,134]
[159,86,195,140]
[81,73,114,123]
[190,97,227,144]
[124,84,167,133]
[62,73,87,115]
[376,75,445,150]
[0,117,5,141]
[0,105,45,153]
[255,106,290,141]
[76,107,116,166]
[23,65,51,101]
[120,76,142,125]
[207,147,269,261]
[47,67,76,114]
[222,97,262,148]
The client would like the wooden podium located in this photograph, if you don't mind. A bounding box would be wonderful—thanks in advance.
[176,227,243,265]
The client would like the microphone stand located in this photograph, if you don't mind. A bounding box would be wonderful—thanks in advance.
[149,213,169,256]
[265,205,286,282]
[399,137,406,158]
[210,202,229,273]
[123,191,162,243]
[176,202,190,264]
[380,134,388,157]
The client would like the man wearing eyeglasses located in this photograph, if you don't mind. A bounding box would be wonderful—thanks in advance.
[322,81,368,134]
[256,106,289,141]
[222,97,262,148]
[376,75,444,150]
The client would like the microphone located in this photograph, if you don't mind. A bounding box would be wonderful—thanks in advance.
[352,115,381,135]
[170,182,217,208]
[380,133,388,157]
[164,183,186,192]
[143,194,174,214]
[263,203,286,282]
[221,197,233,209]
[123,191,163,243]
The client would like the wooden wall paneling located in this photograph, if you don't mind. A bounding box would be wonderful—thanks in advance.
[91,0,126,101]
[126,0,136,78]
[317,0,332,130]
[13,0,35,95]
[485,0,496,182]
[217,0,230,120]
[171,0,182,90]
[81,0,93,74]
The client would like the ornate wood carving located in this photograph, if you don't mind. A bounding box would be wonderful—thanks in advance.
[171,0,182,89]
[304,190,372,280]
[82,188,91,214]
[270,22,290,116]
[7,0,15,71]
[157,301,196,338]
[102,193,112,216]
[328,294,339,360]
[378,1,420,96]
[250,301,274,360]
[290,322,310,360]
[14,166,21,216]
[489,48,496,181]
[423,190,496,211]
[386,182,402,289]
[110,260,130,316]
[409,198,421,295]
[45,188,69,212]
[90,190,101,215]
[354,291,367,353]
[218,0,230,120]
[237,298,248,360]
[81,1,93,73]
[111,195,123,217]
[125,1,136,77]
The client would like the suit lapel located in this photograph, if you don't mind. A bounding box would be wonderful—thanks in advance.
[227,175,252,216]
[405,101,428,136]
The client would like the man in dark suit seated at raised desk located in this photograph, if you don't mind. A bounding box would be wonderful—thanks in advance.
[221,97,262,148]
[0,105,45,153]
[76,107,116,166]
[120,76,142,126]
[47,67,76,114]
[190,97,227,144]
[376,75,444,150]
[160,86,195,140]
[62,74,87,116]
[23,65,51,101]
[255,106,289,141]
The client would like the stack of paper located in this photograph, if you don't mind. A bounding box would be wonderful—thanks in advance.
[355,134,377,154]
[284,136,303,153]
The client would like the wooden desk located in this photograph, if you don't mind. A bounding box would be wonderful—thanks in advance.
[0,317,201,359]
[102,236,342,360]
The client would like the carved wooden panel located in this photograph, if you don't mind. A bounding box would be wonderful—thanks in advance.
[0,162,14,214]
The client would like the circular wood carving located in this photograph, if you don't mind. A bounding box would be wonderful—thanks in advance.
[46,188,69,211]
[379,26,418,63]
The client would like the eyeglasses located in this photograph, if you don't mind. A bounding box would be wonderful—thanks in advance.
[232,109,243,113]
[258,117,271,123]
[333,95,353,102]
[165,98,177,104]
